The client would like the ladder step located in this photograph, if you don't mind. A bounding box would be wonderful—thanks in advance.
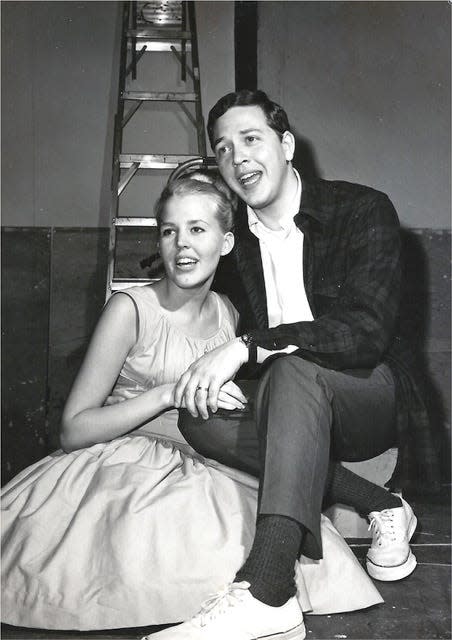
[110,280,159,292]
[119,154,202,169]
[114,217,157,227]
[130,40,191,52]
[112,277,157,283]
[122,91,196,102]
[128,28,191,40]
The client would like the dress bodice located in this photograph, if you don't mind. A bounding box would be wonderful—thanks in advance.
[105,285,239,404]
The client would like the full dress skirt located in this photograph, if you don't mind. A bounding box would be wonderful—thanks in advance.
[1,414,383,631]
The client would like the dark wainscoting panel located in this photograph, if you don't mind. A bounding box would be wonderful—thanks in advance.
[1,226,451,485]
[1,228,51,484]
[46,228,109,449]
[400,228,451,479]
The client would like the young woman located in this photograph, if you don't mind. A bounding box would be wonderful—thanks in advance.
[1,174,382,632]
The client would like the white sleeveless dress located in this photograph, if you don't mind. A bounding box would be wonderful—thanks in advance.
[1,286,382,631]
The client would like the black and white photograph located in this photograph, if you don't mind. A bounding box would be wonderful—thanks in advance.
[1,1,451,639]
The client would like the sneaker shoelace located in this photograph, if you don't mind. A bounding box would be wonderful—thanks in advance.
[194,582,249,627]
[368,510,397,546]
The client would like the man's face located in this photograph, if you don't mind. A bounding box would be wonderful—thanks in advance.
[212,105,294,214]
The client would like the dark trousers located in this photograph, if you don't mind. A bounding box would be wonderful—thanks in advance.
[178,355,396,559]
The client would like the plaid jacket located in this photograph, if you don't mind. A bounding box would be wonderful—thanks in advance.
[213,177,440,494]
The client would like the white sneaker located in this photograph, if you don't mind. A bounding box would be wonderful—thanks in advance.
[366,496,418,581]
[141,581,305,640]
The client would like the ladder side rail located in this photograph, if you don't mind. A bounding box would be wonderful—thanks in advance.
[181,1,187,82]
[106,1,133,300]
[107,224,119,299]
[131,0,138,79]
[187,1,207,156]
[112,1,131,189]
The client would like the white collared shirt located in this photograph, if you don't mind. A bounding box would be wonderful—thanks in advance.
[247,169,313,329]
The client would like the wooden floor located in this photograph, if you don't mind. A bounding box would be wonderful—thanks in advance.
[2,492,450,640]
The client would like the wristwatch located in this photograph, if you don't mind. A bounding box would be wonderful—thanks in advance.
[239,333,258,367]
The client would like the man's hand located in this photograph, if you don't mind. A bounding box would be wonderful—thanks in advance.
[174,338,248,418]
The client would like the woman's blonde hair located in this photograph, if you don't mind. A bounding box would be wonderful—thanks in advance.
[154,171,237,232]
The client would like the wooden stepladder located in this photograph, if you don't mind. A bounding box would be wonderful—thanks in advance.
[106,1,213,298]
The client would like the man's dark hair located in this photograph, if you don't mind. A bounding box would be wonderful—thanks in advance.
[207,89,291,149]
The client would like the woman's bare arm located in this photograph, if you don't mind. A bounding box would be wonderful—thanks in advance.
[60,294,175,452]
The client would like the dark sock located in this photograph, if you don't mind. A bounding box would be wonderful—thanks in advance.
[324,462,402,515]
[235,514,303,607]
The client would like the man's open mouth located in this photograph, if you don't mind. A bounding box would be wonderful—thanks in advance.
[238,171,261,186]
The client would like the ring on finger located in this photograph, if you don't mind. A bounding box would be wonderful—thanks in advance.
[196,386,209,392]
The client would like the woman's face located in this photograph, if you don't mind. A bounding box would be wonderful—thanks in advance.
[158,193,234,290]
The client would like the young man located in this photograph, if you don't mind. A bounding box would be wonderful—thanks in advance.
[146,90,438,640]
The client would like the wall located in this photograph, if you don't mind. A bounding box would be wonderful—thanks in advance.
[258,0,451,478]
[258,1,450,230]
[196,1,235,126]
[1,1,121,227]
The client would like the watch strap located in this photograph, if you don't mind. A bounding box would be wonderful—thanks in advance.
[240,334,257,367]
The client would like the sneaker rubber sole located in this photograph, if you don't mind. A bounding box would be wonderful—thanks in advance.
[366,513,418,581]
[258,620,306,639]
